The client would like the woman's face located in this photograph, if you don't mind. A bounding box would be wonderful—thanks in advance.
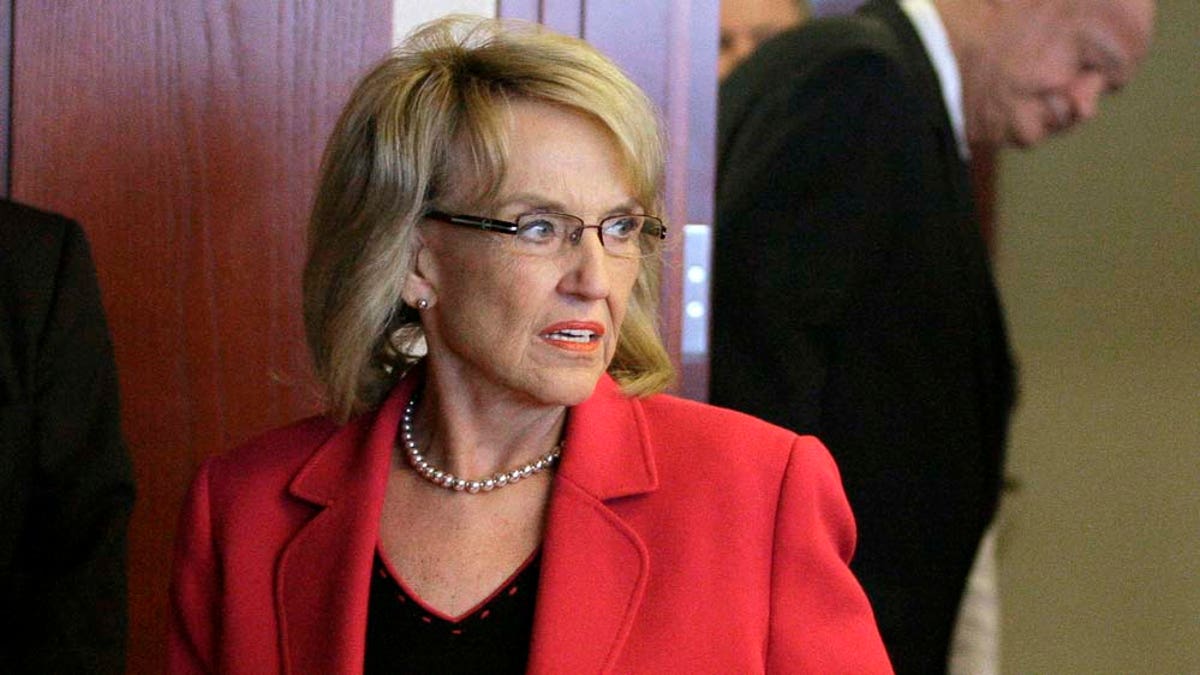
[408,100,644,408]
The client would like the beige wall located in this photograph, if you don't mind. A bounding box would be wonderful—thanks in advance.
[995,1,1199,672]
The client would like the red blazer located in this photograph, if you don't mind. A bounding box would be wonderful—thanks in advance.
[169,372,892,674]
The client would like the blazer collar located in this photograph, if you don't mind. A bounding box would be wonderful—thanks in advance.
[275,369,658,674]
[287,372,416,506]
[528,374,658,673]
[556,373,659,500]
[285,371,659,505]
[275,374,416,674]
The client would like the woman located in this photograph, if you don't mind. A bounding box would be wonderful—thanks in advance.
[169,16,891,674]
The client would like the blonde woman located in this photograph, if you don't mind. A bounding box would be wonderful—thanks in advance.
[169,16,890,674]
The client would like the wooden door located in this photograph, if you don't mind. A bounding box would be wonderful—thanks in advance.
[8,2,390,670]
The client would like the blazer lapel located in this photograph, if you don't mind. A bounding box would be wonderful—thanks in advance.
[271,371,654,673]
[275,376,416,674]
[528,376,658,674]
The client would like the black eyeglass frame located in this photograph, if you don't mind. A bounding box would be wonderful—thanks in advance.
[424,209,668,245]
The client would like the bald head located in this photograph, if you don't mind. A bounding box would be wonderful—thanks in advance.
[946,0,1157,147]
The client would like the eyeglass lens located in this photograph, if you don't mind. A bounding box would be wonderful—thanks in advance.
[513,213,657,258]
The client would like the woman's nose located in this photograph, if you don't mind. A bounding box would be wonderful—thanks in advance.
[558,228,612,299]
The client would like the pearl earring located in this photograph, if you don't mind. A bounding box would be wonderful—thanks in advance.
[416,298,430,309]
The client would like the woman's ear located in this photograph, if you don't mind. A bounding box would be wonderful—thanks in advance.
[401,232,438,309]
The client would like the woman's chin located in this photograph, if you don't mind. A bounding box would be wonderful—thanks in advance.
[518,369,605,409]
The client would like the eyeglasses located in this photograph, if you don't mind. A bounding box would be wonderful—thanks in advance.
[425,210,667,259]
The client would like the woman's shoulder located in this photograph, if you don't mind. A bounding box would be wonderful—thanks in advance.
[627,392,845,522]
[203,413,344,484]
[636,391,827,461]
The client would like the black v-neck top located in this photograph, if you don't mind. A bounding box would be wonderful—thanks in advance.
[363,550,542,674]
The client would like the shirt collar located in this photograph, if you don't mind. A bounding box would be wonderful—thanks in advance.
[900,0,970,159]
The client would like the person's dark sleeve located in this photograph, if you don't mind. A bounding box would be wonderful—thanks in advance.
[16,219,135,673]
[711,51,923,433]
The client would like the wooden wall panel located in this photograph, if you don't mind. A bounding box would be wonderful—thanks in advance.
[0,0,9,196]
[10,2,390,670]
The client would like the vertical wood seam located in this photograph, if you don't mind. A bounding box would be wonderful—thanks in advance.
[0,0,12,198]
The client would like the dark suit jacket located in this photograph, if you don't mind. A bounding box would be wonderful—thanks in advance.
[0,200,134,673]
[170,371,892,673]
[711,1,1015,671]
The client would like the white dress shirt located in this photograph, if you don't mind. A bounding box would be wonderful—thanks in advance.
[900,0,970,159]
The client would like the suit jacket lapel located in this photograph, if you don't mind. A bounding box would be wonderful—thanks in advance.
[863,0,963,172]
[528,375,658,674]
[275,376,416,674]
[867,0,1015,506]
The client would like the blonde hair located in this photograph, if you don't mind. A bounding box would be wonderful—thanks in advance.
[303,15,674,421]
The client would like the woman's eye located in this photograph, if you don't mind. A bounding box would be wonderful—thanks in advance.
[515,218,560,244]
[603,216,641,239]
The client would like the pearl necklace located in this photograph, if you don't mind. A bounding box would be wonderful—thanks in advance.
[401,393,562,494]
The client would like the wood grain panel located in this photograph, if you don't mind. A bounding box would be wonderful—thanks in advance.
[10,2,389,670]
[0,0,9,196]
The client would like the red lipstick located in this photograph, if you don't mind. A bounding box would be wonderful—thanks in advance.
[539,321,605,352]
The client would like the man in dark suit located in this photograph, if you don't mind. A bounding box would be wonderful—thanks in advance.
[1,200,135,673]
[711,0,1155,670]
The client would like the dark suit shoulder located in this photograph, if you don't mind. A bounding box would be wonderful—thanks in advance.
[718,15,923,184]
[722,11,906,111]
[0,198,77,235]
[0,201,102,401]
[766,11,902,66]
[0,200,82,298]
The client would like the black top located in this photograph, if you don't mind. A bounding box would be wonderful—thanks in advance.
[364,549,541,674]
